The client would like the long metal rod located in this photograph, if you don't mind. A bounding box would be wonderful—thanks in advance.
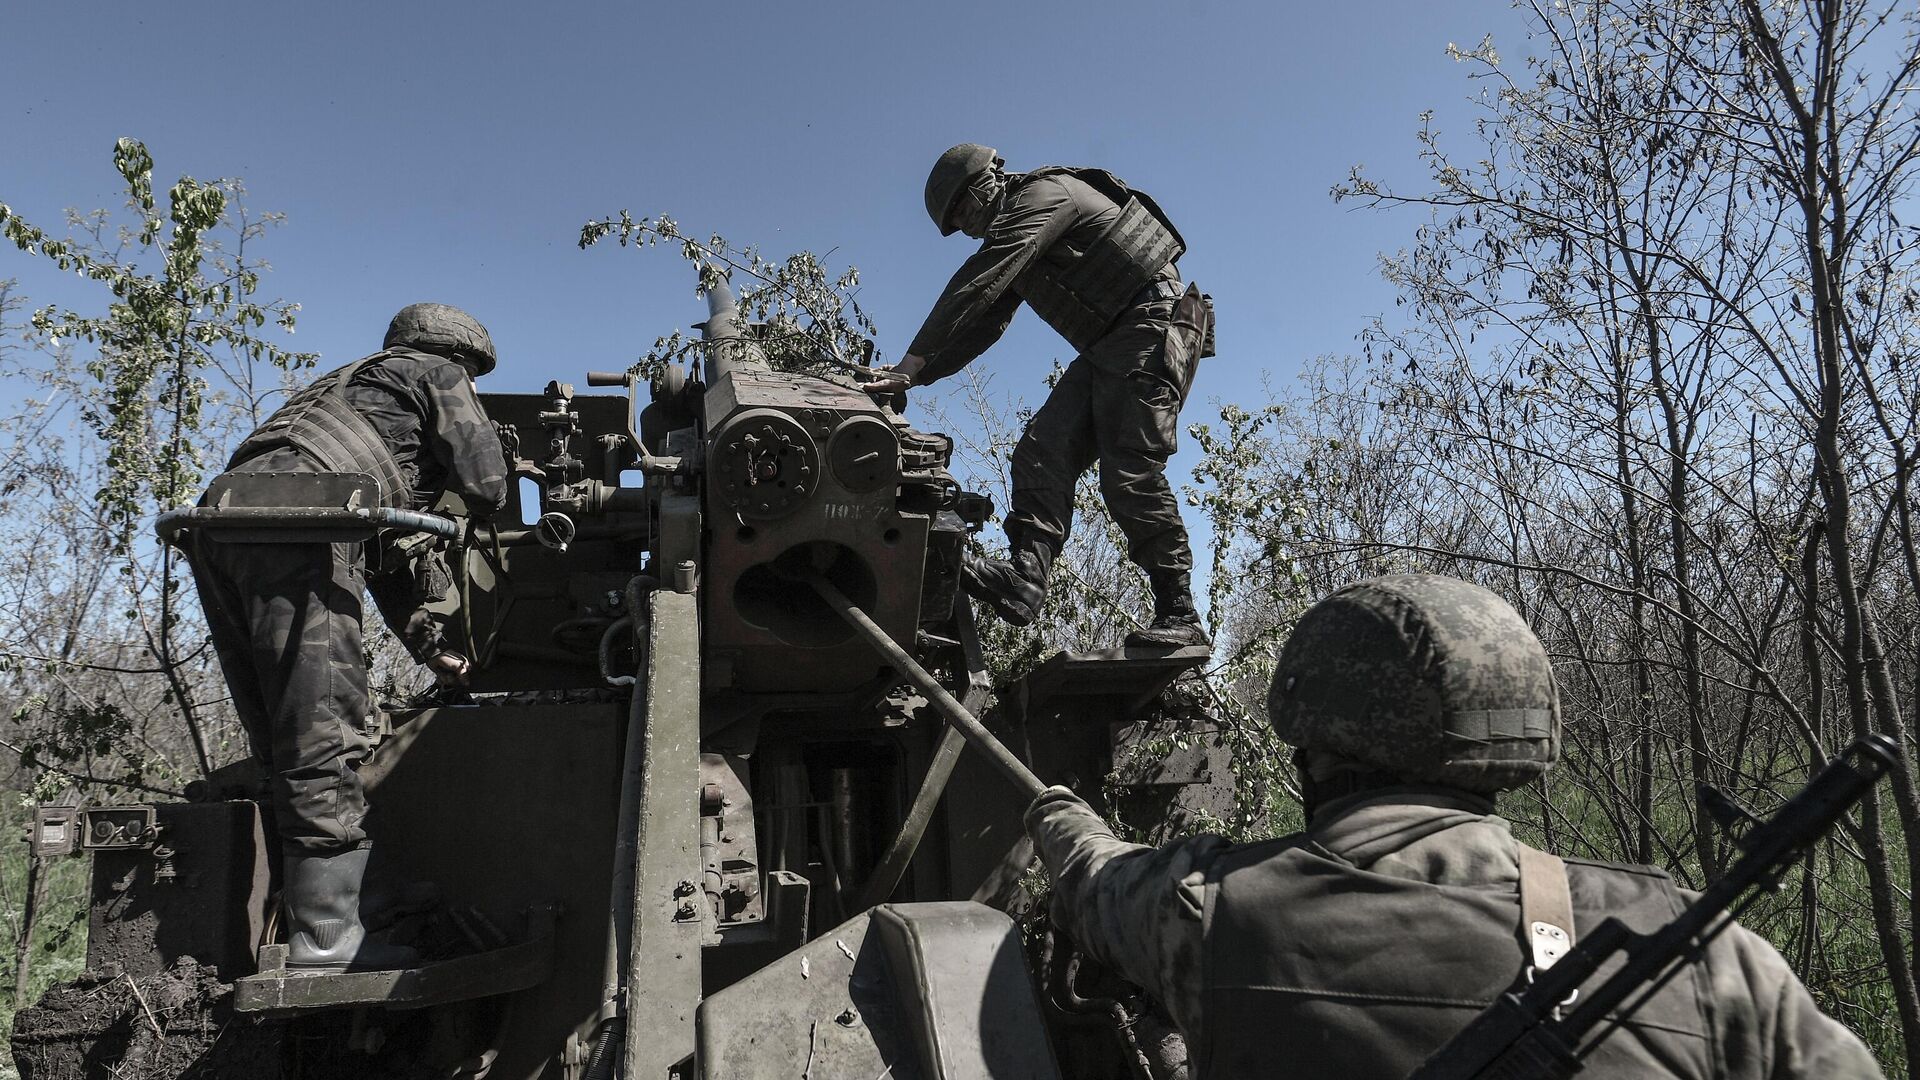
[806,573,1046,799]
[854,598,991,910]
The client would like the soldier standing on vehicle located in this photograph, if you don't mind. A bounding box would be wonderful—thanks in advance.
[188,303,509,971]
[1026,574,1884,1078]
[869,144,1213,648]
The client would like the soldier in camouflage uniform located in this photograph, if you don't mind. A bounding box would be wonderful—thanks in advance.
[1027,575,1883,1078]
[869,144,1213,648]
[188,303,509,971]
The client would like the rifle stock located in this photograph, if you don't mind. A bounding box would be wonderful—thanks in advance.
[1409,734,1899,1080]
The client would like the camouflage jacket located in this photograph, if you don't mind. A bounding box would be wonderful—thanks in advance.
[906,171,1179,385]
[351,347,506,661]
[230,347,508,661]
[1026,787,1884,1079]
[336,346,510,517]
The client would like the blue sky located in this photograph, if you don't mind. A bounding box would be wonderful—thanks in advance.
[2,0,1529,529]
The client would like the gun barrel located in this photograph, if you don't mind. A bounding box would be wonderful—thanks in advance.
[700,276,769,385]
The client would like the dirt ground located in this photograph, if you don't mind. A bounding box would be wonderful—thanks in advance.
[11,961,504,1080]
[10,960,281,1080]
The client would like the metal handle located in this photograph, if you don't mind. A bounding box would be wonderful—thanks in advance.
[805,572,1046,799]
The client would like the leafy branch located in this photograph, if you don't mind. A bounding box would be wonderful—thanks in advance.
[579,211,877,377]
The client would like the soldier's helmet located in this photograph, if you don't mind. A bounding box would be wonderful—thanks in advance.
[384,303,498,376]
[1266,575,1560,793]
[925,143,1000,237]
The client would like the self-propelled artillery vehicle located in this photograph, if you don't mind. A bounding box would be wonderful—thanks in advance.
[15,281,1214,1080]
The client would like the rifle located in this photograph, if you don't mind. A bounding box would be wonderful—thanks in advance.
[1409,733,1900,1080]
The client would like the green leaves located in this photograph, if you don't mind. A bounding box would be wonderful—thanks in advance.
[580,211,879,377]
[2,140,314,549]
[0,139,314,795]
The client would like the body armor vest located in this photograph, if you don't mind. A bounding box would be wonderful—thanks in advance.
[1014,168,1186,353]
[1197,835,1716,1079]
[228,353,409,508]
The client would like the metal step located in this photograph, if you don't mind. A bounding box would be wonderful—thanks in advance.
[234,904,558,1015]
[1016,643,1210,718]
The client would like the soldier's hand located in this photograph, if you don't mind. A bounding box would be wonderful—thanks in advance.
[426,650,472,688]
[861,353,927,397]
[861,367,913,396]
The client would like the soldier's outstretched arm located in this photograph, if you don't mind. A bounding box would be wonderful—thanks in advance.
[1024,785,1226,1037]
[905,177,1073,386]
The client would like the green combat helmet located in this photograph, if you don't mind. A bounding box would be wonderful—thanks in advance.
[385,302,498,376]
[1267,575,1560,793]
[925,143,999,236]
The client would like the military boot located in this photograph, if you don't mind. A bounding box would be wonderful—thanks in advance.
[1126,572,1211,649]
[285,846,420,971]
[961,549,1049,627]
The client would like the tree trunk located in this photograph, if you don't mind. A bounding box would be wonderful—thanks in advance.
[13,849,44,1010]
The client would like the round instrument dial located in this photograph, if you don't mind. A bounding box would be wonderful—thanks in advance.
[714,410,820,519]
[827,416,898,494]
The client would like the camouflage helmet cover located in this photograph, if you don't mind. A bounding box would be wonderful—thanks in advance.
[1267,575,1560,793]
[925,143,1000,236]
[383,303,497,375]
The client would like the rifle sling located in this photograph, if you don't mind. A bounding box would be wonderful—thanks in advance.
[1518,844,1575,973]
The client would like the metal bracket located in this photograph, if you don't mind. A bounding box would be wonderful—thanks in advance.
[1528,919,1571,971]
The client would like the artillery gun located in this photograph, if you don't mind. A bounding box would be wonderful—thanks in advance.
[13,282,1215,1079]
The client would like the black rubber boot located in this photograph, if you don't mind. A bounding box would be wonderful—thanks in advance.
[961,549,1049,627]
[285,846,420,971]
[1126,572,1211,649]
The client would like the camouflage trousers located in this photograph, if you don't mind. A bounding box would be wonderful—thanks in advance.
[189,535,372,854]
[1009,296,1197,580]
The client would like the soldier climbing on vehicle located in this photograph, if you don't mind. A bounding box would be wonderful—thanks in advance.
[184,302,509,972]
[867,143,1214,649]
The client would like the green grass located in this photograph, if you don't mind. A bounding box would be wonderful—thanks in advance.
[0,799,92,1080]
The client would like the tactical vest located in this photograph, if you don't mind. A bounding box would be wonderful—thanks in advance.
[1197,836,1717,1079]
[1014,167,1186,353]
[228,353,409,508]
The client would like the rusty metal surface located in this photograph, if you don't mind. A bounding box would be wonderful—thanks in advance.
[234,905,557,1015]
